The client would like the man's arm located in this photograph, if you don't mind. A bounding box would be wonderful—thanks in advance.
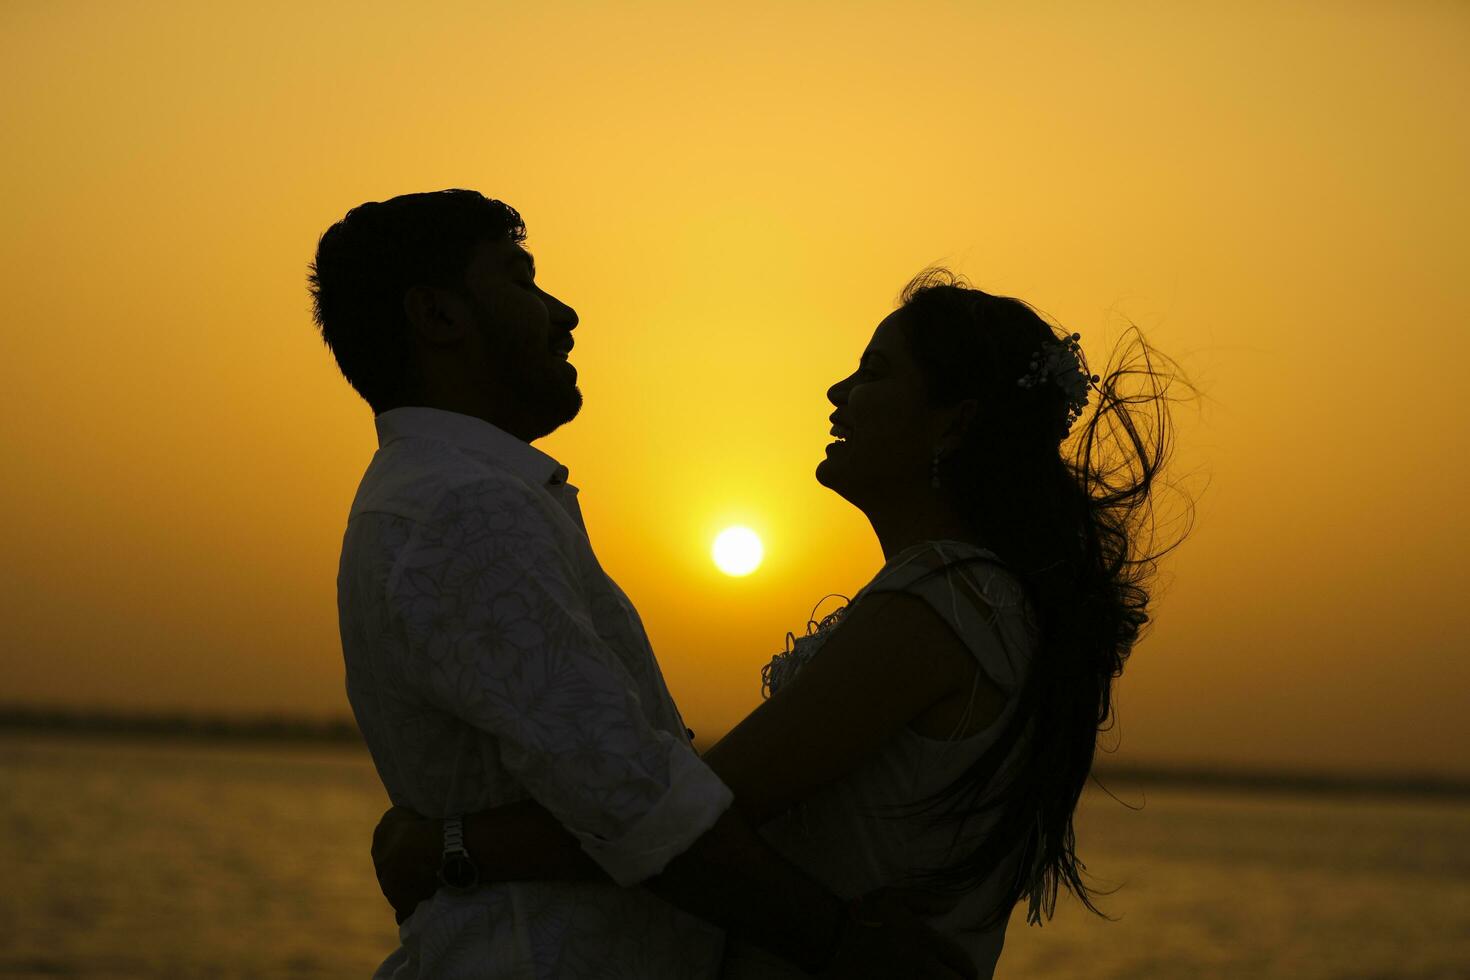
[395,476,734,880]
[374,795,970,977]
[383,479,974,975]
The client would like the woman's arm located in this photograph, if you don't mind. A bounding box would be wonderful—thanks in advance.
[372,590,996,919]
[703,589,997,824]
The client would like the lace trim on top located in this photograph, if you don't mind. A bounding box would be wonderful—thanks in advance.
[761,540,1019,700]
[761,593,850,699]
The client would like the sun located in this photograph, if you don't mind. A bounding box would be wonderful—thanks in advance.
[712,526,764,577]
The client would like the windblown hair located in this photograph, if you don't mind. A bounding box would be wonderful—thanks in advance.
[307,189,526,413]
[893,268,1195,928]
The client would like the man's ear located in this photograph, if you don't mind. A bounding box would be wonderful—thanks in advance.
[403,285,469,347]
[938,398,979,454]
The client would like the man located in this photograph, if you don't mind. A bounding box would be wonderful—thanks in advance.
[312,190,973,978]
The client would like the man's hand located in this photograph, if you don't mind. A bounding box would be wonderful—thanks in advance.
[819,888,975,980]
[370,805,441,924]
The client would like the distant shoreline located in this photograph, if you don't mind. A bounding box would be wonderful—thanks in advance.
[4,704,1468,801]
[0,704,363,745]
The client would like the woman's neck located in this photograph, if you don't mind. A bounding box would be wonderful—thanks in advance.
[863,494,981,562]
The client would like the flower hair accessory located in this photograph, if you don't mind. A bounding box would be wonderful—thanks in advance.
[1016,331,1101,437]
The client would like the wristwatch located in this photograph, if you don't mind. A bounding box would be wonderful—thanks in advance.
[437,814,480,892]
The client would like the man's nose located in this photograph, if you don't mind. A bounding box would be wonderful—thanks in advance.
[547,291,578,330]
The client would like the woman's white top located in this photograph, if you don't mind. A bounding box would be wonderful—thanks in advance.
[722,540,1040,980]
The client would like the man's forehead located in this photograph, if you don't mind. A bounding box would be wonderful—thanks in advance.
[471,237,535,271]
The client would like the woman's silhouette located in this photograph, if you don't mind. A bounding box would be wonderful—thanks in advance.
[373,268,1192,978]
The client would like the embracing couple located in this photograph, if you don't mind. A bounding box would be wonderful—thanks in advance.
[311,189,1178,979]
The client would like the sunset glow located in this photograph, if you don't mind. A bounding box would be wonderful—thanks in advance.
[0,1,1466,778]
[712,527,764,577]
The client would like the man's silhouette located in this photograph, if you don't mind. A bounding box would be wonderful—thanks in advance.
[313,189,973,978]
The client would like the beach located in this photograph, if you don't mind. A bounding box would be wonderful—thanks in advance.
[4,734,1467,979]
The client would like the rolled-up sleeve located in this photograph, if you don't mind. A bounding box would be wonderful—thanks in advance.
[387,475,733,885]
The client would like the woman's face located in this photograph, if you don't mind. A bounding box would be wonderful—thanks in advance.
[816,310,943,506]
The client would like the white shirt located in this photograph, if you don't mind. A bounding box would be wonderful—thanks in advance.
[723,540,1039,980]
[338,407,731,980]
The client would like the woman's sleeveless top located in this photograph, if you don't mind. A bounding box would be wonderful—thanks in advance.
[721,540,1040,980]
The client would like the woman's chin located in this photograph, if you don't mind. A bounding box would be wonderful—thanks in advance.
[814,457,843,493]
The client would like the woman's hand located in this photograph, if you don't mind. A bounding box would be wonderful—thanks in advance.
[370,805,442,924]
[818,887,973,979]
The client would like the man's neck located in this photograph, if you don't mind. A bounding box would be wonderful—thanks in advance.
[391,389,537,443]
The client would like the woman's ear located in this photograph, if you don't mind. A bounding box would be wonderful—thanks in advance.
[938,398,979,454]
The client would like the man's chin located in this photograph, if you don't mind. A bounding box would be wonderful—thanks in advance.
[528,387,583,441]
[559,384,583,422]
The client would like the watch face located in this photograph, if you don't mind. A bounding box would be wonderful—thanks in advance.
[438,854,479,892]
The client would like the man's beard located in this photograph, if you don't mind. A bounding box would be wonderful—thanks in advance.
[471,306,583,440]
[512,371,582,441]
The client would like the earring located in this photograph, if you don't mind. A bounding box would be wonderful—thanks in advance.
[931,449,942,490]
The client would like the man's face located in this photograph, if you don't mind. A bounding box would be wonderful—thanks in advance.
[459,237,581,440]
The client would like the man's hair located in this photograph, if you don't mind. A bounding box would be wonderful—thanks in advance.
[308,189,527,413]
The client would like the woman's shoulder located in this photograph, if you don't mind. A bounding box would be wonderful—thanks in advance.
[863,540,1039,687]
[880,537,1004,571]
[869,539,1028,607]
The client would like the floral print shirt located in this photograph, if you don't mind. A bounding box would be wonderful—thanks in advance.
[338,407,730,979]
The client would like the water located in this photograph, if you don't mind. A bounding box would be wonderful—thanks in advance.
[4,735,1468,979]
[3,736,394,978]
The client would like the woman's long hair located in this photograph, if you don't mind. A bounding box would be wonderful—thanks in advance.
[893,269,1196,928]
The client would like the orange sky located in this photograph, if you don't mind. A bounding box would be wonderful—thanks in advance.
[2,1,1466,777]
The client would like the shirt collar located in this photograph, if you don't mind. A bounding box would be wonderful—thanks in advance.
[374,406,571,488]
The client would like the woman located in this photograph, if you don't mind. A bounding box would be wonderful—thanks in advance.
[372,269,1188,977]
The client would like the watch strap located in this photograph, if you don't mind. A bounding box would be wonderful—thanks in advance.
[437,814,479,892]
[443,814,469,858]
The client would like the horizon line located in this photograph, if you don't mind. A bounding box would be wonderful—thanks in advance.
[3,703,1467,800]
